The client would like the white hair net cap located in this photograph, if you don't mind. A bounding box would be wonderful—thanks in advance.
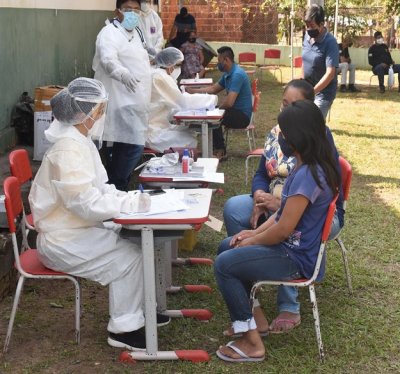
[50,77,108,126]
[155,47,184,68]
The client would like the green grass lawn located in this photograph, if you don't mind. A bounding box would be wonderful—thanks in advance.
[1,67,399,373]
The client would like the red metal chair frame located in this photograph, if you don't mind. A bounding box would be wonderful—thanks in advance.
[224,91,261,152]
[250,194,339,362]
[329,156,353,294]
[260,49,282,83]
[238,52,257,78]
[9,149,35,231]
[2,176,81,353]
[293,56,303,77]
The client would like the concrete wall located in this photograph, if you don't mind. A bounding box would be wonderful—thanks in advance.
[207,41,400,70]
[0,4,114,154]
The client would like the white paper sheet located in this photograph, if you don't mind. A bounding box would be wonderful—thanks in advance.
[122,190,189,216]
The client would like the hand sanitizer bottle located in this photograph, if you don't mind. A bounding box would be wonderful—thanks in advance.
[182,148,189,173]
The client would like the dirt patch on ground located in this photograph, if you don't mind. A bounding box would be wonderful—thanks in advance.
[0,279,149,373]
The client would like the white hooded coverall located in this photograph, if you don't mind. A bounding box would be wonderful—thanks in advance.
[140,8,164,54]
[92,21,152,146]
[146,68,218,152]
[29,121,145,334]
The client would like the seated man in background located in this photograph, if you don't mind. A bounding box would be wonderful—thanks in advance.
[368,30,400,93]
[338,36,360,92]
[186,46,252,159]
[146,47,217,152]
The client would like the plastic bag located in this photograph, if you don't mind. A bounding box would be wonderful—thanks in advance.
[388,66,394,88]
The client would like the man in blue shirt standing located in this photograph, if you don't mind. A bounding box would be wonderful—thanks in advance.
[302,5,339,119]
[186,46,253,159]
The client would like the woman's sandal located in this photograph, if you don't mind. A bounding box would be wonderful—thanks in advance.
[268,317,301,334]
[216,341,265,362]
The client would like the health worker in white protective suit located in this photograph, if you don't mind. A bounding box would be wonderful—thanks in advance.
[29,78,170,351]
[140,1,164,56]
[146,47,218,152]
[92,0,152,191]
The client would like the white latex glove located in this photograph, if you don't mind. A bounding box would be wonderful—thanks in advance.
[121,71,140,93]
[137,193,151,213]
[121,192,151,213]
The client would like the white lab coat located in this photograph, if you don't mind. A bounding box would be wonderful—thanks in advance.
[29,120,145,334]
[92,21,152,145]
[146,68,218,152]
[140,9,164,53]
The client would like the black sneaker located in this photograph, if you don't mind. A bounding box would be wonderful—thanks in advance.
[348,84,361,92]
[108,327,146,351]
[157,313,171,327]
[339,84,347,92]
[379,85,385,93]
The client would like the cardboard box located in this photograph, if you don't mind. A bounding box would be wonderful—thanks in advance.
[33,85,64,160]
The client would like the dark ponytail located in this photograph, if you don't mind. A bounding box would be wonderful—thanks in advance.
[278,100,340,195]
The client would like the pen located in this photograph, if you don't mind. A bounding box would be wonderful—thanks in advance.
[139,184,144,193]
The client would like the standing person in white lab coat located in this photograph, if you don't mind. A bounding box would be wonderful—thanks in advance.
[29,77,170,351]
[92,0,152,191]
[140,1,164,55]
[146,47,218,152]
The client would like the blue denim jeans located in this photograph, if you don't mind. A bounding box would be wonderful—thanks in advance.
[314,94,334,120]
[223,194,342,314]
[103,142,144,191]
[215,237,301,323]
[223,194,254,237]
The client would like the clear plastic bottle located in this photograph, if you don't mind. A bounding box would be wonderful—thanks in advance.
[182,148,189,173]
[195,72,199,81]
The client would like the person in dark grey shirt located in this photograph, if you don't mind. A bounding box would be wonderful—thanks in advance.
[338,37,360,92]
[368,31,400,93]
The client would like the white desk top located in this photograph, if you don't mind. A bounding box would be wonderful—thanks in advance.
[114,188,213,225]
[139,158,223,184]
[180,78,213,86]
[174,109,225,120]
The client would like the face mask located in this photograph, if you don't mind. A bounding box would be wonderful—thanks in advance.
[376,38,384,44]
[188,38,196,43]
[141,2,151,14]
[171,66,181,80]
[121,11,140,31]
[217,62,225,72]
[278,132,294,158]
[89,114,106,140]
[307,28,320,38]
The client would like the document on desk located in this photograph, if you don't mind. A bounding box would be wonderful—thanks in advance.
[174,109,225,117]
[172,172,224,183]
[120,190,189,217]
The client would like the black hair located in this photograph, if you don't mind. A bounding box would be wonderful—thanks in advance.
[374,31,382,39]
[305,4,325,25]
[116,0,141,9]
[180,7,188,16]
[277,100,340,195]
[217,46,234,62]
[284,79,315,101]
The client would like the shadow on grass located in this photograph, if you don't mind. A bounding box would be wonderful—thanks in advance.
[332,128,400,140]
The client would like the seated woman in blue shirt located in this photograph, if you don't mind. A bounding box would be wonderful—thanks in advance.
[223,79,344,336]
[215,100,340,362]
